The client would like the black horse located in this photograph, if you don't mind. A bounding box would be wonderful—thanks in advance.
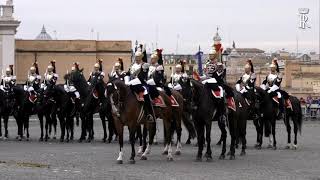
[42,83,76,142]
[284,95,303,149]
[65,70,111,142]
[254,87,279,149]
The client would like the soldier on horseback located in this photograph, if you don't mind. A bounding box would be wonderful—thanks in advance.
[125,48,156,122]
[168,63,187,91]
[88,59,105,84]
[64,62,81,103]
[24,62,41,101]
[0,65,16,93]
[43,60,58,87]
[260,58,292,118]
[235,59,256,104]
[111,58,126,80]
[202,48,235,112]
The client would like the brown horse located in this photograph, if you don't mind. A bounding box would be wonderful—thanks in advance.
[106,79,173,164]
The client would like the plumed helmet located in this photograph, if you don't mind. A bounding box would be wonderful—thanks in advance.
[209,49,217,55]
[30,66,36,71]
[135,51,143,57]
[94,63,100,68]
[269,63,276,68]
[175,64,182,69]
[5,67,11,73]
[142,63,150,71]
[47,65,53,70]
[114,62,121,67]
[151,53,159,60]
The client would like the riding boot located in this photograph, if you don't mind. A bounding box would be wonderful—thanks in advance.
[143,95,156,122]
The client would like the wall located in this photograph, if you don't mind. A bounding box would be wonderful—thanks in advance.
[15,40,132,83]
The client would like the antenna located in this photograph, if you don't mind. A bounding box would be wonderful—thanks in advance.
[176,34,180,55]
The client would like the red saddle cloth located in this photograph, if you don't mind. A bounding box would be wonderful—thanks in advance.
[285,99,293,110]
[170,95,179,107]
[227,97,236,112]
[152,96,166,107]
[272,96,279,104]
[211,89,222,98]
[28,93,37,103]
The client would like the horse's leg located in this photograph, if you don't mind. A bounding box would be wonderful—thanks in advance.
[204,121,212,161]
[140,124,150,160]
[79,113,86,142]
[52,113,57,139]
[216,119,224,146]
[137,126,143,156]
[195,120,204,161]
[271,118,277,150]
[58,114,65,142]
[99,112,107,142]
[163,113,173,161]
[107,113,114,143]
[38,113,44,141]
[293,116,298,149]
[4,115,9,139]
[141,122,156,160]
[129,127,136,164]
[70,116,74,141]
[175,115,182,156]
[284,112,291,149]
[240,117,247,156]
[25,116,30,141]
[116,123,124,164]
[87,114,94,142]
[44,114,50,141]
[0,115,2,138]
[219,116,228,158]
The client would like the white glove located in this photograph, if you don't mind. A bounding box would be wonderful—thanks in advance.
[267,89,271,93]
[24,85,28,91]
[40,83,45,89]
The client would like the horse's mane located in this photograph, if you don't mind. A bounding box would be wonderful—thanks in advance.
[65,72,89,97]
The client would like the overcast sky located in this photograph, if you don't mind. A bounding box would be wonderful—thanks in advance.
[7,0,320,54]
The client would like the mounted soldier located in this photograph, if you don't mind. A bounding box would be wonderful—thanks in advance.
[110,58,126,80]
[64,62,81,104]
[260,58,292,117]
[43,60,58,88]
[124,46,156,122]
[88,59,105,84]
[168,61,187,91]
[235,59,256,105]
[0,65,16,93]
[202,47,236,112]
[24,62,41,102]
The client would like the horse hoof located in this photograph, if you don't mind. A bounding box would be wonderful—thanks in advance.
[140,156,147,160]
[39,137,43,142]
[267,144,273,149]
[60,139,64,142]
[26,138,29,141]
[235,145,239,149]
[229,155,235,160]
[195,156,202,162]
[53,136,56,140]
[167,156,173,161]
[162,151,168,155]
[102,138,106,143]
[129,159,135,164]
[175,151,181,155]
[227,151,231,156]
[154,141,158,145]
[66,139,69,143]
[185,140,191,145]
[285,145,290,149]
[292,145,298,150]
[117,160,123,164]
[219,154,225,160]
[216,141,222,146]
[240,151,246,156]
[273,146,277,150]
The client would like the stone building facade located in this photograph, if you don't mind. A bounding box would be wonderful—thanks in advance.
[15,40,132,83]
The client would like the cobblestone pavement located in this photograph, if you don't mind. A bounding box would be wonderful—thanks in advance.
[0,118,320,180]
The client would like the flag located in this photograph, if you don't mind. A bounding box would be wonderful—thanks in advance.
[195,46,203,76]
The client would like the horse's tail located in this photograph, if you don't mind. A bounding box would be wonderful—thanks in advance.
[291,96,303,134]
[182,112,197,139]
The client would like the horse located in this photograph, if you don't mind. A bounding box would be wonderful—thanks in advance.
[65,70,110,142]
[284,95,303,149]
[42,83,76,142]
[106,79,174,164]
[254,87,279,149]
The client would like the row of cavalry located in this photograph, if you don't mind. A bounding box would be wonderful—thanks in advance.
[0,61,303,165]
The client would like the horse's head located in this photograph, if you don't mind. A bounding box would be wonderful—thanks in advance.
[43,83,57,104]
[179,77,193,102]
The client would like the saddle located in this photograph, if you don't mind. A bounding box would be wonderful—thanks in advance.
[28,93,38,103]
[152,96,166,107]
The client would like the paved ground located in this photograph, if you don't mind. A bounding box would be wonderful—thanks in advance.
[0,118,320,180]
